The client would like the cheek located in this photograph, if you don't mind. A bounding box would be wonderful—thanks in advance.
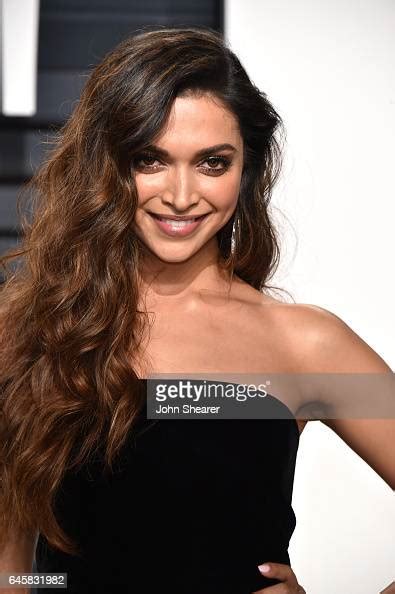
[134,176,156,203]
[201,165,241,195]
[210,175,241,209]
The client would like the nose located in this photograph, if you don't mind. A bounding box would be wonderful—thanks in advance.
[161,165,200,212]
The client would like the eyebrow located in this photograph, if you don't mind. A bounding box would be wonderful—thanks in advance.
[142,143,237,159]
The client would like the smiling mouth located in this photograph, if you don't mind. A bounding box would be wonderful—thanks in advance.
[147,211,210,236]
[148,212,210,222]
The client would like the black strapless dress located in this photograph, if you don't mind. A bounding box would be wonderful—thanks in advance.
[35,380,300,593]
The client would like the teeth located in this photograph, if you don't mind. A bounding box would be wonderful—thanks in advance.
[159,218,197,226]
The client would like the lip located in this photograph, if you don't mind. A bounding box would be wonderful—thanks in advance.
[147,212,210,237]
[148,212,211,221]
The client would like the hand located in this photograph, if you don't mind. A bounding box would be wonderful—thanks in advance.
[252,562,306,593]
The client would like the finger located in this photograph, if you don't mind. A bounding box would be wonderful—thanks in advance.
[252,583,305,593]
[253,584,306,593]
[252,584,291,594]
[257,562,299,587]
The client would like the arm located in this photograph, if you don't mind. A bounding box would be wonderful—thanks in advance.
[296,304,395,491]
[0,527,38,594]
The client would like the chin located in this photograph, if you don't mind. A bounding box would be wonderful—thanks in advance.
[153,251,195,264]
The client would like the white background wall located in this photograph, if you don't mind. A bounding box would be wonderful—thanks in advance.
[1,0,40,116]
[225,1,394,593]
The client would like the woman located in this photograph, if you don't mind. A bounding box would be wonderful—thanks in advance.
[0,27,393,594]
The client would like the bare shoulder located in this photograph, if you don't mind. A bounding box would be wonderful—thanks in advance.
[232,279,391,373]
[268,302,392,373]
[264,301,392,423]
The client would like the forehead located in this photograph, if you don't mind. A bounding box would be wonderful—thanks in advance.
[155,94,242,149]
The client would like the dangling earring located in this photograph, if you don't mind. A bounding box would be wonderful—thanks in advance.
[231,210,238,255]
[231,220,236,254]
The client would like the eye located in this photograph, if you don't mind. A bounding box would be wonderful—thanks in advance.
[133,153,161,170]
[200,155,231,174]
[132,152,232,174]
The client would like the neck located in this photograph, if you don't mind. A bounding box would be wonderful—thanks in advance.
[137,238,236,308]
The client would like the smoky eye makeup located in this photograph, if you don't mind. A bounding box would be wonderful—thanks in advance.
[200,155,232,175]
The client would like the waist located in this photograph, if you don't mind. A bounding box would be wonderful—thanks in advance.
[35,541,290,594]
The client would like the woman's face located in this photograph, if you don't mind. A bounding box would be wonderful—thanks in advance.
[132,93,244,263]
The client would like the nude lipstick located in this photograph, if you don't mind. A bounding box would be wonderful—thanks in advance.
[148,212,210,237]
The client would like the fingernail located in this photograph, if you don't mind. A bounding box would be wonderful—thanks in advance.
[258,564,270,573]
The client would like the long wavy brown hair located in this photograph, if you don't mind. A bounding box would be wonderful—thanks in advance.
[0,26,286,555]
